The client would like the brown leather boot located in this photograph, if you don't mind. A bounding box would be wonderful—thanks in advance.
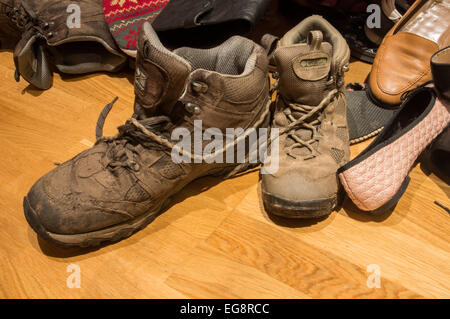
[5,0,126,89]
[23,22,271,247]
[261,15,351,218]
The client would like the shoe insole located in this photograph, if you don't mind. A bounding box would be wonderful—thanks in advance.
[401,0,450,44]
[346,89,398,144]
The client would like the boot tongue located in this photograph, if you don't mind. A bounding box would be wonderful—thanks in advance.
[274,31,333,158]
[13,32,53,90]
[275,30,333,106]
[134,22,191,118]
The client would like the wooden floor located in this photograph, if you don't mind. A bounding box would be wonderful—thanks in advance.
[0,51,448,299]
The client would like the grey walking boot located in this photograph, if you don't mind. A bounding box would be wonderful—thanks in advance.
[261,15,351,218]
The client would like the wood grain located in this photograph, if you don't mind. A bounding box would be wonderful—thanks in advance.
[0,50,448,299]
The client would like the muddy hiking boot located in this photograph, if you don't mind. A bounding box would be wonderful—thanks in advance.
[1,0,126,89]
[23,22,271,247]
[261,15,351,219]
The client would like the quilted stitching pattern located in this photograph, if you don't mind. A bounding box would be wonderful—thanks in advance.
[339,99,450,211]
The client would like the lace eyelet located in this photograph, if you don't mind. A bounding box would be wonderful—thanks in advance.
[129,161,140,171]
[185,102,201,115]
[191,81,208,93]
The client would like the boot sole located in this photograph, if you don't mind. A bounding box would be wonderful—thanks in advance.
[262,191,338,219]
[23,159,262,248]
[23,195,172,248]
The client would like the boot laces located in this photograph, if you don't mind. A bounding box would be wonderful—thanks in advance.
[6,1,51,34]
[95,98,176,172]
[279,89,339,159]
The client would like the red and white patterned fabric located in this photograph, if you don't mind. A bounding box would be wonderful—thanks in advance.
[103,0,170,57]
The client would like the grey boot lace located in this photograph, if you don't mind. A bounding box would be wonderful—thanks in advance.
[279,89,339,159]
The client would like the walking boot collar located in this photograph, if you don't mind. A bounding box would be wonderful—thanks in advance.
[133,22,192,118]
[133,22,264,120]
[279,15,350,80]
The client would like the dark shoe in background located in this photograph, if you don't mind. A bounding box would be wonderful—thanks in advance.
[421,125,450,185]
[10,0,127,90]
[151,0,272,48]
[421,46,450,185]
[23,22,271,247]
[431,46,450,103]
[261,15,351,219]
[0,0,22,50]
[340,13,378,64]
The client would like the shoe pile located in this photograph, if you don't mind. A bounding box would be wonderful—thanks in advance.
[3,8,445,247]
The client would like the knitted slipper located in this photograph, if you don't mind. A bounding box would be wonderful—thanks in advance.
[103,0,170,57]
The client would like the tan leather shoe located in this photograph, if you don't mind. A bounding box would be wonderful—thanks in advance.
[369,0,450,107]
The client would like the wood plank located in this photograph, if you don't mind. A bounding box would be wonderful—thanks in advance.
[0,43,448,299]
[165,243,310,299]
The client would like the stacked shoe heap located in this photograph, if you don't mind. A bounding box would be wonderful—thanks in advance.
[340,46,450,213]
[23,16,449,248]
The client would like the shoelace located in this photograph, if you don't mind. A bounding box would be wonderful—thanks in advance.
[279,89,339,159]
[96,98,175,172]
[6,1,52,33]
[5,2,31,30]
[96,94,271,167]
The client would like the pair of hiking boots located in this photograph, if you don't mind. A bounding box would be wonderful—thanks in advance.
[23,16,351,247]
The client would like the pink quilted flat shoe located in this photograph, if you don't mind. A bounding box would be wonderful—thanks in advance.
[338,86,450,213]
